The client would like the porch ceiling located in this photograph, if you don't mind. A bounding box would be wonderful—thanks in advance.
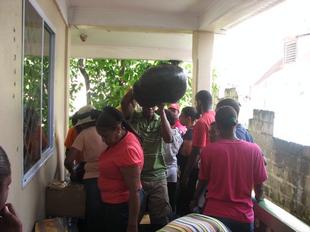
[61,0,284,60]
[65,0,285,32]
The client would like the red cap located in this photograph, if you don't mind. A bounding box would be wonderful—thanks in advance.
[168,103,180,111]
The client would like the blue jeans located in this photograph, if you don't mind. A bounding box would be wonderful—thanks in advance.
[213,216,254,232]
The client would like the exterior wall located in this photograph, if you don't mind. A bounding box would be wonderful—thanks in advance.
[0,0,68,231]
[248,110,310,224]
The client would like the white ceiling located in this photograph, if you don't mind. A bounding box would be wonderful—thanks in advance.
[59,0,285,59]
[68,0,210,15]
[70,27,193,60]
[65,0,285,32]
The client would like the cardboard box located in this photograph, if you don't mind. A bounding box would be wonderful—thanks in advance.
[45,181,85,218]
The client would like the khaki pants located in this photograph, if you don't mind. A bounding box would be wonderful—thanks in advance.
[140,179,171,225]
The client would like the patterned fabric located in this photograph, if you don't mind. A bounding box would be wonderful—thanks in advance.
[158,213,230,232]
[130,111,166,181]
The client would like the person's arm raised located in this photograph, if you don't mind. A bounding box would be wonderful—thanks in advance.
[121,89,136,120]
[158,104,172,143]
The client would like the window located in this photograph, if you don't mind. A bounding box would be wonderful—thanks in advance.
[284,39,297,64]
[23,0,55,186]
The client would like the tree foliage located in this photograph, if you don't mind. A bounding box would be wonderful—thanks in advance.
[24,56,50,134]
[70,58,192,111]
[211,68,220,108]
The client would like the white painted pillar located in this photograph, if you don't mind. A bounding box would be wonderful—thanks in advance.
[192,31,214,95]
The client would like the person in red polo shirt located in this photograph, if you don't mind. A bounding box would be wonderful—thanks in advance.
[181,90,215,190]
[191,106,267,232]
[96,106,144,232]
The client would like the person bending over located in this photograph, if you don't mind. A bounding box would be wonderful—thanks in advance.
[96,106,144,232]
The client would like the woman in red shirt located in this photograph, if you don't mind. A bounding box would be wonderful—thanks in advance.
[96,106,144,232]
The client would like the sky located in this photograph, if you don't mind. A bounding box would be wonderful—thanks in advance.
[213,0,310,145]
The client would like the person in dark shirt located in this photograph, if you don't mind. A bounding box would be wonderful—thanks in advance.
[176,106,199,216]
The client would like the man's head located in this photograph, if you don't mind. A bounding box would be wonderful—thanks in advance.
[195,90,212,114]
[142,107,156,120]
[216,98,240,116]
[215,106,238,134]
[179,106,199,126]
[168,103,180,118]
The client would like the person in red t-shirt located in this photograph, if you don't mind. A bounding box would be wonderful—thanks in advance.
[181,90,215,190]
[191,106,267,232]
[96,106,144,232]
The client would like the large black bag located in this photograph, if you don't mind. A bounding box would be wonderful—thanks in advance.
[133,64,187,107]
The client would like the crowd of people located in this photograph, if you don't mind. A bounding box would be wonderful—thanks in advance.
[0,89,267,232]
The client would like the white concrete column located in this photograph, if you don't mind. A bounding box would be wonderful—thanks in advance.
[192,31,215,95]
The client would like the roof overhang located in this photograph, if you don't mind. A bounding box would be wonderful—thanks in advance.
[61,0,285,32]
[55,0,285,59]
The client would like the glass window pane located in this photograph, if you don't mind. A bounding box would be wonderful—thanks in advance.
[42,25,51,153]
[23,0,43,174]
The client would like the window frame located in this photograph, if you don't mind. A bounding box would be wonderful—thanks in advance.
[22,0,56,187]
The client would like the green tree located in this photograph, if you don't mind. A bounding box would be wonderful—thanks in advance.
[211,68,220,108]
[70,59,192,111]
[24,56,50,134]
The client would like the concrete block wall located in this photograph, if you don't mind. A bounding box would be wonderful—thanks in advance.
[248,109,310,224]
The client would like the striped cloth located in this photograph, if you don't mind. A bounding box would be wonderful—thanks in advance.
[157,213,230,232]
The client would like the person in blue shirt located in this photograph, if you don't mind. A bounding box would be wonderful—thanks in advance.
[216,98,253,142]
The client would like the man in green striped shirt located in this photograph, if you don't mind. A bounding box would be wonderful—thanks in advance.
[122,89,173,230]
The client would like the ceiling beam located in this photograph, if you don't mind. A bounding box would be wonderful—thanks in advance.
[71,44,192,61]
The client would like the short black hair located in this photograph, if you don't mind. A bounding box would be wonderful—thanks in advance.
[216,98,240,115]
[96,106,141,142]
[181,106,199,121]
[195,90,212,110]
[215,106,237,130]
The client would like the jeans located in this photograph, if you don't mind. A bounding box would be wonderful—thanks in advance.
[213,216,254,232]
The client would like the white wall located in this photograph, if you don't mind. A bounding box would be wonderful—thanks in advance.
[0,0,68,231]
